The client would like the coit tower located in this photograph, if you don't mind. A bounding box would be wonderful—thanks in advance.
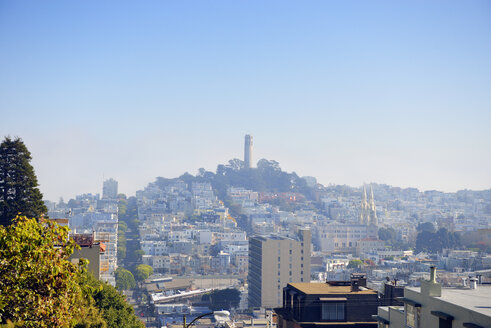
[244,134,253,168]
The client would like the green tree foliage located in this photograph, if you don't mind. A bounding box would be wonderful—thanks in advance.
[416,222,436,233]
[93,283,144,328]
[117,220,127,263]
[214,158,309,194]
[132,249,145,262]
[460,230,491,252]
[118,221,128,233]
[0,216,144,328]
[115,268,136,290]
[117,197,143,267]
[133,264,153,282]
[378,227,396,241]
[82,272,144,328]
[347,259,363,269]
[0,137,47,226]
[0,216,84,327]
[415,228,461,253]
[156,158,314,203]
[118,197,127,217]
[117,246,127,260]
[205,288,241,311]
[377,227,409,250]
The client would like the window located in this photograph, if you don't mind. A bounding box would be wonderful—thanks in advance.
[289,250,292,254]
[321,303,345,321]
[278,257,281,261]
[406,304,419,328]
[377,316,390,328]
[289,271,292,276]
[431,311,453,328]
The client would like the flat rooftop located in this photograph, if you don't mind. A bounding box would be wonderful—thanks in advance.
[252,235,297,242]
[289,282,377,295]
[407,286,491,317]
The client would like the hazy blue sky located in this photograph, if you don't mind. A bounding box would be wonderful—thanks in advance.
[1,1,490,201]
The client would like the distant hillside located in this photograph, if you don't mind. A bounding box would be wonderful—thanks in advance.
[154,158,315,201]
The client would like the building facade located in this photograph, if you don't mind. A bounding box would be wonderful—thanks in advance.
[275,274,378,328]
[102,178,118,199]
[376,267,491,328]
[248,229,311,308]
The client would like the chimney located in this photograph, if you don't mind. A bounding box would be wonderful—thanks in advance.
[421,266,441,297]
[351,279,360,292]
[470,278,478,290]
[430,266,437,283]
[350,273,366,292]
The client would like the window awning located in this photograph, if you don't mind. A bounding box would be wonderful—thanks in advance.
[463,323,484,328]
[431,311,454,321]
[400,298,421,307]
[373,315,389,324]
[319,297,347,301]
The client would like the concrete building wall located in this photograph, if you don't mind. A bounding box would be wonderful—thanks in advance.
[102,178,118,199]
[70,245,101,279]
[379,273,491,328]
[404,285,491,328]
[248,230,310,308]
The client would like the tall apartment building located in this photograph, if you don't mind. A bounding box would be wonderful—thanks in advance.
[102,178,118,199]
[248,229,311,309]
[244,134,253,169]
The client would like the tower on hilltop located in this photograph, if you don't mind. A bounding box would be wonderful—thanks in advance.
[244,134,253,168]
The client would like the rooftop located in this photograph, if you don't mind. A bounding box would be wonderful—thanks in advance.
[252,235,297,242]
[288,282,377,295]
[407,286,491,317]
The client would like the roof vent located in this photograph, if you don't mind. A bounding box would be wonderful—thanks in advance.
[469,278,478,290]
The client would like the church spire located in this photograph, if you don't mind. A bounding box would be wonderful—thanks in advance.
[368,184,378,226]
[360,184,369,225]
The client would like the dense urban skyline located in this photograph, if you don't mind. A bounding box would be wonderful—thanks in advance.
[1,1,490,201]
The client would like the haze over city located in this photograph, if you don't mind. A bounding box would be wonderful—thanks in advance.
[1,1,490,201]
